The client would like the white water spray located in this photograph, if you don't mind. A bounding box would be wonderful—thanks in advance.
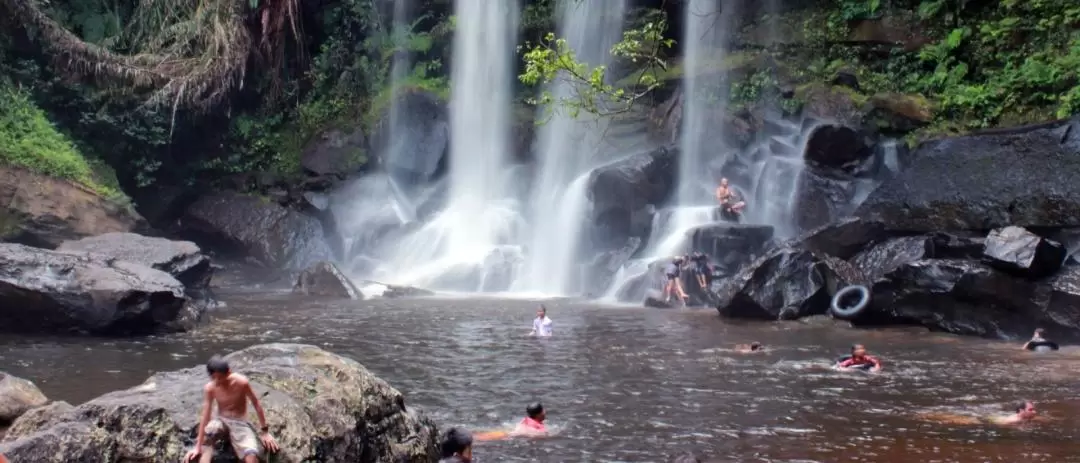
[377,0,523,290]
[514,0,628,295]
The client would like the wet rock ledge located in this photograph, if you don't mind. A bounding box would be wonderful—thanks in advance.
[0,343,439,462]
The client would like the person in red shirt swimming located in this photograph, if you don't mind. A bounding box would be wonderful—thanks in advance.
[836,344,882,372]
[511,402,548,436]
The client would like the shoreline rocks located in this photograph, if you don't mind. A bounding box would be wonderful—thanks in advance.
[0,343,439,462]
[0,373,48,426]
[0,243,202,336]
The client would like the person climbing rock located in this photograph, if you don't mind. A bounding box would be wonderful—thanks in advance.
[691,252,710,290]
[185,357,280,463]
[663,257,689,304]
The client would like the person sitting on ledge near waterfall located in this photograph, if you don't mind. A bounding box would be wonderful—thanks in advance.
[439,427,474,463]
[529,305,553,337]
[715,178,746,216]
[185,356,280,462]
[663,257,689,304]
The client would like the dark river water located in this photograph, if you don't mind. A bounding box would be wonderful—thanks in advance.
[3,293,1080,462]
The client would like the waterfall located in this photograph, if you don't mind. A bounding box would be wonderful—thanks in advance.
[360,0,523,291]
[513,0,628,295]
[441,0,521,266]
[386,0,411,177]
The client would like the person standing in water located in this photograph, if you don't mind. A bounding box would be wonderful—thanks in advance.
[529,305,552,337]
[438,428,474,463]
[185,357,279,462]
[715,178,746,215]
[511,402,548,436]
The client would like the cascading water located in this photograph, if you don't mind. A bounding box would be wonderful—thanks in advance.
[378,0,524,290]
[387,0,411,153]
[513,0,628,295]
[601,0,738,300]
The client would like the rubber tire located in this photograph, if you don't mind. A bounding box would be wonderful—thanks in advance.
[1027,341,1060,351]
[831,285,870,320]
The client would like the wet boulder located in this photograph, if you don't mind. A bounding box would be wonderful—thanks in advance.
[803,124,874,175]
[861,259,1055,339]
[863,93,933,134]
[856,116,1080,232]
[716,248,864,320]
[982,226,1066,278]
[0,344,439,462]
[370,89,450,184]
[1045,266,1080,337]
[587,145,677,246]
[0,166,144,249]
[0,372,48,426]
[798,217,889,260]
[58,233,213,290]
[292,261,363,299]
[688,223,774,277]
[300,127,366,177]
[180,192,332,270]
[380,285,435,299]
[791,169,858,232]
[581,237,642,298]
[0,243,201,335]
[851,233,984,281]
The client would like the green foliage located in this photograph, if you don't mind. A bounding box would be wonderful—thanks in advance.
[214,1,453,180]
[796,0,1080,133]
[0,79,123,200]
[518,10,674,119]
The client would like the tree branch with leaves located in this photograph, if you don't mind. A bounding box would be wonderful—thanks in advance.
[518,12,675,120]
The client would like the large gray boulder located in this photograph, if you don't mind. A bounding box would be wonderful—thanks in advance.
[180,192,332,270]
[292,261,363,299]
[58,233,213,290]
[586,145,677,248]
[0,372,48,426]
[0,344,439,462]
[300,127,366,177]
[861,259,1070,339]
[981,226,1066,278]
[371,90,450,184]
[0,243,201,335]
[856,117,1080,231]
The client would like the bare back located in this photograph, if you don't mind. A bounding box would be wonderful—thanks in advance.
[206,373,251,420]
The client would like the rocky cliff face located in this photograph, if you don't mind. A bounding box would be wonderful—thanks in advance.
[0,166,144,249]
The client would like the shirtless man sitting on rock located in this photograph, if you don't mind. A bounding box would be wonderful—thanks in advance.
[186,356,280,462]
[715,178,746,216]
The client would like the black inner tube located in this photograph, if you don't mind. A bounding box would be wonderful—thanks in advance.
[1025,340,1060,351]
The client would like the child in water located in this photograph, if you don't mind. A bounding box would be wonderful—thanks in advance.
[511,402,547,436]
[474,402,549,441]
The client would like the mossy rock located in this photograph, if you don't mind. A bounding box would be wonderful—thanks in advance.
[864,93,934,134]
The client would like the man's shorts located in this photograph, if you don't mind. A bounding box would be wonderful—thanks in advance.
[204,417,263,458]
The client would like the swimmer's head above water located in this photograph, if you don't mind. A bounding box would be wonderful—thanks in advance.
[526,402,546,422]
[1014,401,1037,421]
[439,427,473,461]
